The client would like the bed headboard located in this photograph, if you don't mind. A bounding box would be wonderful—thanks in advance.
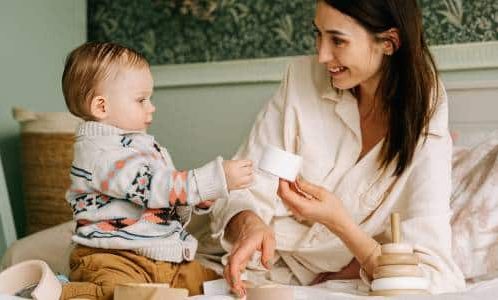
[149,42,498,169]
[433,42,498,147]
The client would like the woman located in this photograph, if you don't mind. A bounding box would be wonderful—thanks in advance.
[208,0,465,296]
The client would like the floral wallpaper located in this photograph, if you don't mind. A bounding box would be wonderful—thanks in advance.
[422,0,498,44]
[87,0,498,65]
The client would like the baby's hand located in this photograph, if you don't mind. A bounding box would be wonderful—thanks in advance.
[196,199,214,209]
[223,159,254,191]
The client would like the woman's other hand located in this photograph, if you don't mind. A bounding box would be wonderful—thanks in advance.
[223,210,275,297]
[277,177,349,233]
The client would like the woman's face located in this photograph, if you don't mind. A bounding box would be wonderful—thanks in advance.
[314,1,386,92]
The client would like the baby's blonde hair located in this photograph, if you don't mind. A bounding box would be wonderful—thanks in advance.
[62,42,149,120]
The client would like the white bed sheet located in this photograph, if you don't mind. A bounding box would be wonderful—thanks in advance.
[189,277,498,299]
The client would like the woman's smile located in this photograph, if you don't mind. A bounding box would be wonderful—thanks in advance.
[329,66,348,78]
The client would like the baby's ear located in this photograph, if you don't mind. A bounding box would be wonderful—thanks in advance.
[89,95,108,120]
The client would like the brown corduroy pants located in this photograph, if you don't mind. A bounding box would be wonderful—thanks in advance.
[60,245,220,300]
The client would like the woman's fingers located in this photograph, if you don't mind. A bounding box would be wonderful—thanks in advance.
[296,177,327,200]
[278,180,307,208]
[261,231,276,269]
[277,180,297,201]
[292,181,314,200]
[224,217,275,297]
[223,263,246,297]
[223,263,232,287]
[224,242,240,285]
[278,181,298,204]
[228,241,255,297]
[278,180,311,218]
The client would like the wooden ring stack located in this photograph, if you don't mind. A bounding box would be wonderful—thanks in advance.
[369,213,429,296]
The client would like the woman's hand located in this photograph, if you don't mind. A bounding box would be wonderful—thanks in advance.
[223,210,275,297]
[279,177,380,278]
[277,177,349,233]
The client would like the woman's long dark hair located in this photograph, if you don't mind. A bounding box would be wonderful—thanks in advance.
[323,0,439,176]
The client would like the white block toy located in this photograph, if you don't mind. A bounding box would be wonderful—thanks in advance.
[202,273,249,296]
[259,145,302,181]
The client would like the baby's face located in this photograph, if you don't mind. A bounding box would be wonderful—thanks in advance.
[98,66,155,132]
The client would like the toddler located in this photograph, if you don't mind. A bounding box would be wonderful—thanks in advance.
[60,42,253,299]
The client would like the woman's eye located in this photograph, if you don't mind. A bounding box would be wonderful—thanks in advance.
[139,98,147,103]
[332,37,344,46]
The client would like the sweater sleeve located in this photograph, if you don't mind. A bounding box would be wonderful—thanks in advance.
[90,147,229,208]
[210,63,299,248]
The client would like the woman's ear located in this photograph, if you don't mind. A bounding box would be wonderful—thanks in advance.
[89,95,108,120]
[379,28,400,56]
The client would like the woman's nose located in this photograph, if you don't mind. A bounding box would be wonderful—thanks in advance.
[317,40,334,64]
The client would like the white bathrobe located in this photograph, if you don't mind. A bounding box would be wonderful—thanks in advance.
[206,55,465,294]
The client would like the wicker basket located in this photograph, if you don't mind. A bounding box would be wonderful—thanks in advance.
[13,107,82,234]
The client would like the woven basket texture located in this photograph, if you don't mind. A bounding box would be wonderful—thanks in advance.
[20,133,74,234]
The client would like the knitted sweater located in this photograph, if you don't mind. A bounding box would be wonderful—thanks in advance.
[66,121,229,262]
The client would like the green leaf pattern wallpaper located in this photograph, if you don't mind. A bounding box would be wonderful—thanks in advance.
[87,0,498,65]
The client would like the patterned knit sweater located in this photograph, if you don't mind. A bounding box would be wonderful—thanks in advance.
[66,122,229,262]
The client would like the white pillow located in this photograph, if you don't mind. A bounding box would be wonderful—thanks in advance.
[1,221,74,275]
[451,134,498,281]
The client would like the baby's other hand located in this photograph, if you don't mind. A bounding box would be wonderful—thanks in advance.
[196,199,214,209]
[223,159,254,191]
